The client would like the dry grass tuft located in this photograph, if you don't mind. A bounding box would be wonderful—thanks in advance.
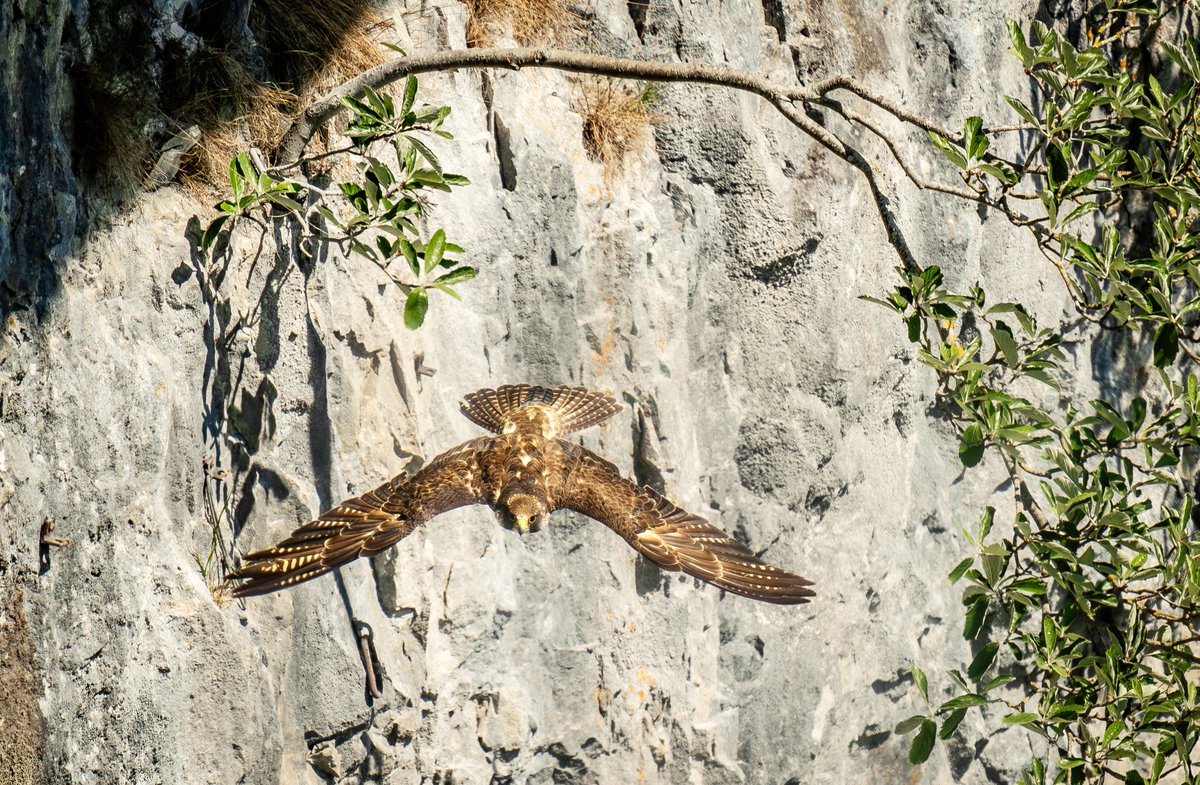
[163,46,298,192]
[69,64,153,190]
[464,0,578,46]
[250,0,390,94]
[209,581,234,608]
[165,0,387,191]
[576,79,661,181]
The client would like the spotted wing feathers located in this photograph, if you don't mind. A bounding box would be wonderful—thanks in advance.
[460,384,621,435]
[225,474,417,597]
[554,444,815,604]
[225,438,490,598]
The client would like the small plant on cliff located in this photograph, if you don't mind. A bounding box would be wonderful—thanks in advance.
[197,77,474,329]
[463,0,577,47]
[576,78,661,181]
[873,9,1200,783]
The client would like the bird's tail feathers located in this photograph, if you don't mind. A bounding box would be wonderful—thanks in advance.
[461,383,621,434]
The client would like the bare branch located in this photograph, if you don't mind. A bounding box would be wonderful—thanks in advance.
[813,75,960,140]
[272,47,940,267]
[278,47,825,161]
[825,101,986,202]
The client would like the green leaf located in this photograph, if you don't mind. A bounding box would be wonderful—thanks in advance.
[963,116,988,161]
[1004,95,1039,128]
[979,674,1014,692]
[906,313,922,343]
[939,708,967,740]
[967,643,1000,682]
[200,215,230,252]
[978,507,994,542]
[963,595,988,640]
[1003,712,1039,726]
[403,287,429,330]
[1007,20,1034,68]
[408,136,443,174]
[908,719,937,764]
[1064,168,1098,193]
[1007,577,1046,595]
[266,193,303,213]
[1153,322,1179,368]
[959,423,986,468]
[1046,143,1069,192]
[423,228,446,274]
[977,161,1019,184]
[1042,616,1058,650]
[913,665,929,702]
[991,323,1020,366]
[375,235,393,260]
[340,94,373,118]
[860,294,903,313]
[398,237,420,277]
[948,557,975,585]
[402,74,418,116]
[895,715,928,734]
[432,282,461,300]
[229,153,253,200]
[938,693,988,712]
[435,266,477,285]
[929,131,968,169]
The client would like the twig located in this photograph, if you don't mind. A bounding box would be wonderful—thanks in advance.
[812,76,959,140]
[826,101,987,202]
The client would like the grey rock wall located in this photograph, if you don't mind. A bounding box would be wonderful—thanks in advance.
[0,0,1078,783]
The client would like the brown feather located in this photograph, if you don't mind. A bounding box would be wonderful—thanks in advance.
[552,442,815,604]
[227,384,812,607]
[460,384,621,436]
[225,437,491,597]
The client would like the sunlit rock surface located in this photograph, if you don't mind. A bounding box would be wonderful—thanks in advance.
[0,0,1067,782]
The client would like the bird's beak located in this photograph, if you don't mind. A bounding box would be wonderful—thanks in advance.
[515,516,530,534]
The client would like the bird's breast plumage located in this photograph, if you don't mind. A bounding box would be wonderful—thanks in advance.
[481,420,554,507]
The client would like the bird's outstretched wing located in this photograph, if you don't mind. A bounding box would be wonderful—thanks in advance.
[553,443,815,604]
[225,437,492,597]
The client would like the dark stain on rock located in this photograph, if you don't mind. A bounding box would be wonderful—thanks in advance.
[0,582,47,785]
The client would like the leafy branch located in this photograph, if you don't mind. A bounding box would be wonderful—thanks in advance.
[197,77,473,329]
[871,6,1200,782]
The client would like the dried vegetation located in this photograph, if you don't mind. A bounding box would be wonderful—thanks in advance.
[71,0,390,194]
[463,0,578,46]
[575,79,661,180]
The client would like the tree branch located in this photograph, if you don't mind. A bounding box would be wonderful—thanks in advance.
[278,47,826,161]
[276,47,935,269]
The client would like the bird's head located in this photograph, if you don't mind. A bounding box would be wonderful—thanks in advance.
[500,492,549,534]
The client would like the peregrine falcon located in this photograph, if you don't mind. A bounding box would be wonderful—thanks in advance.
[225,384,814,604]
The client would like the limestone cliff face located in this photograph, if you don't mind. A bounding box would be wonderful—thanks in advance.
[1,0,1058,783]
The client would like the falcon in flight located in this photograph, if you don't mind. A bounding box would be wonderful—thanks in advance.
[225,384,814,604]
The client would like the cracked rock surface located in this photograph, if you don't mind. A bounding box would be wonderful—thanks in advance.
[0,0,1066,783]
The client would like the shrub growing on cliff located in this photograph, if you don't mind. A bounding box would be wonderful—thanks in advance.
[198,77,474,330]
[872,9,1200,783]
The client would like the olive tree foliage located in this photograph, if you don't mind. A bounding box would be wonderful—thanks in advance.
[197,76,475,330]
[190,2,1199,780]
[872,7,1200,784]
